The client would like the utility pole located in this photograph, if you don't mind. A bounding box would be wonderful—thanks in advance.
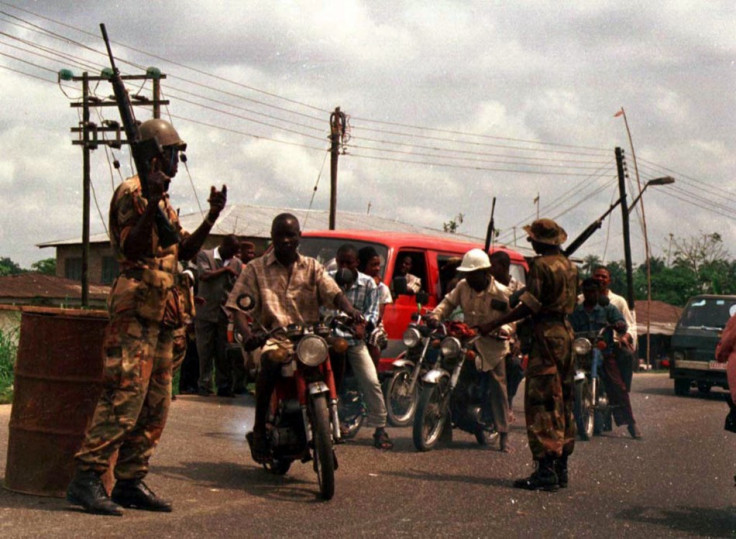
[615,147,635,310]
[329,107,346,230]
[69,70,168,306]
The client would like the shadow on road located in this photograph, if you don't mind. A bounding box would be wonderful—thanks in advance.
[383,467,513,489]
[156,460,329,504]
[617,504,736,536]
[640,386,729,401]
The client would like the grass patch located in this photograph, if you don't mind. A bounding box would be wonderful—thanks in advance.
[0,327,18,404]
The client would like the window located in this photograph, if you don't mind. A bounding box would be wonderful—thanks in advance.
[65,257,82,281]
[102,256,119,284]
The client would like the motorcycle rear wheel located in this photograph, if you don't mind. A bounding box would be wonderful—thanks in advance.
[385,367,419,427]
[311,394,336,500]
[574,380,594,441]
[413,380,449,452]
[338,391,365,440]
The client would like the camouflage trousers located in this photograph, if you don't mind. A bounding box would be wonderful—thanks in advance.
[74,314,175,480]
[524,320,575,460]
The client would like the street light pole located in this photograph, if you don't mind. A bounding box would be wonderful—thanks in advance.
[627,175,675,368]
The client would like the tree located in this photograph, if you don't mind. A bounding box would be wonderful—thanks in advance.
[0,257,23,277]
[443,213,464,234]
[580,255,602,279]
[31,258,56,276]
[672,232,729,273]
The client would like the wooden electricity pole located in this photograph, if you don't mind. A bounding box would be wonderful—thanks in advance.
[615,146,635,310]
[329,107,346,230]
[70,71,168,306]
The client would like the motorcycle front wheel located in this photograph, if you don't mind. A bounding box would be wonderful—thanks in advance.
[385,367,419,427]
[310,394,335,500]
[574,379,594,441]
[413,380,449,452]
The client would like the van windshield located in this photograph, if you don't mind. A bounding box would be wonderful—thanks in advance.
[299,237,389,279]
[679,297,736,329]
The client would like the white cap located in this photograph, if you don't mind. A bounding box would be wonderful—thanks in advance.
[456,248,491,272]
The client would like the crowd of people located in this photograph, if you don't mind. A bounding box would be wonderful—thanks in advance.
[64,118,643,515]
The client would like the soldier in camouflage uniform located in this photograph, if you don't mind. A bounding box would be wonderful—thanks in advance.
[66,119,227,516]
[480,218,578,491]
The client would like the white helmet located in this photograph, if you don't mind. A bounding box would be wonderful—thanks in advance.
[456,248,491,272]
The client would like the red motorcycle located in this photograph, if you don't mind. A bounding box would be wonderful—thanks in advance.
[239,311,350,501]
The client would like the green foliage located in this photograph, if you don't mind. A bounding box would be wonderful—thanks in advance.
[443,213,465,234]
[0,257,24,277]
[31,258,56,275]
[0,328,18,404]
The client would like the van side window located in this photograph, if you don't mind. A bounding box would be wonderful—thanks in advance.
[393,251,426,296]
[437,254,463,300]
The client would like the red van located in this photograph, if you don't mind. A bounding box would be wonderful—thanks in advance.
[299,230,528,373]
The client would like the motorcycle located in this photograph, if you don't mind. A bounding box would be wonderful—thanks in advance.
[239,296,350,501]
[384,313,446,427]
[412,322,501,451]
[572,327,613,441]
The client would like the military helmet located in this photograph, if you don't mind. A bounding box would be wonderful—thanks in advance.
[456,248,491,272]
[138,119,187,151]
[523,218,567,246]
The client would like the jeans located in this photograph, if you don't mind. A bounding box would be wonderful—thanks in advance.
[346,341,387,428]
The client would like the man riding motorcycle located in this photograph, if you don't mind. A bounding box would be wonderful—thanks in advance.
[225,213,362,462]
[426,248,513,452]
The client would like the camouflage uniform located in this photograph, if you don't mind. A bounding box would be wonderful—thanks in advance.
[519,252,578,460]
[74,176,193,480]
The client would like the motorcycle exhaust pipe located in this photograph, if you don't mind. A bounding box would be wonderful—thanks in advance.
[330,398,341,442]
[301,405,313,444]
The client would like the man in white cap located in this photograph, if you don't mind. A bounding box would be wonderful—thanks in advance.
[427,248,513,452]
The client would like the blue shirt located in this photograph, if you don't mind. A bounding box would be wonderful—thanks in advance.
[568,302,626,350]
[328,269,379,344]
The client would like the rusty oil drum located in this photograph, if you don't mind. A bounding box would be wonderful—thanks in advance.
[4,307,109,497]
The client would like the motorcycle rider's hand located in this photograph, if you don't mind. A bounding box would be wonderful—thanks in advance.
[347,308,365,325]
[425,315,441,329]
[242,329,266,352]
[353,321,366,340]
[613,321,627,335]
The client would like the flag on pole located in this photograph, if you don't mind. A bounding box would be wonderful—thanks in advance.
[613,108,624,118]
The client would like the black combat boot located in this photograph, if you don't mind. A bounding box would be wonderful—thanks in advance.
[66,469,124,516]
[513,456,559,492]
[555,454,568,488]
[111,479,172,512]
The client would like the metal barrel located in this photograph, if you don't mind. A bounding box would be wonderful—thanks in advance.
[4,307,109,497]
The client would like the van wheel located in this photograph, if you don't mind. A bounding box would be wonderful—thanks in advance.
[674,378,691,396]
[697,382,712,395]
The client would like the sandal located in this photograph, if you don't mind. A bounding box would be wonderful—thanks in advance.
[373,429,393,450]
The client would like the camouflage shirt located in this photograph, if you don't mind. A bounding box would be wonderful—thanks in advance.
[519,252,578,317]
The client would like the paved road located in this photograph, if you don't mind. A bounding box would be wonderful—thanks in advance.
[1,373,735,538]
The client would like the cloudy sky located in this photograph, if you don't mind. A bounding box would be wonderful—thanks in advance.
[0,1,734,268]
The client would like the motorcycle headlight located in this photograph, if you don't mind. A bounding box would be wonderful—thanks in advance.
[573,338,592,356]
[296,335,329,367]
[440,337,462,359]
[403,327,422,348]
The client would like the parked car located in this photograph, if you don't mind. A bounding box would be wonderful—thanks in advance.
[670,294,736,396]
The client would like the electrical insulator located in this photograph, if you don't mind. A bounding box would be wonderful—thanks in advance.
[180,153,187,163]
[113,160,120,169]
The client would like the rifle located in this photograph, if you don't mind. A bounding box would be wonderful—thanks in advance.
[483,196,497,253]
[563,197,623,257]
[99,23,179,248]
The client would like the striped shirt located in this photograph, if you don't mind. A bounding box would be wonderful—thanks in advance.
[328,269,379,344]
[225,251,341,331]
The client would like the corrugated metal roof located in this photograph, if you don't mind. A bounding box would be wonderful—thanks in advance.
[37,204,535,256]
[633,299,683,335]
[0,273,110,300]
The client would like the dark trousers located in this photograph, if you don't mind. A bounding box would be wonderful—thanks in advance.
[601,353,635,426]
[505,354,524,407]
[195,317,231,392]
[615,346,636,392]
[178,332,200,392]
